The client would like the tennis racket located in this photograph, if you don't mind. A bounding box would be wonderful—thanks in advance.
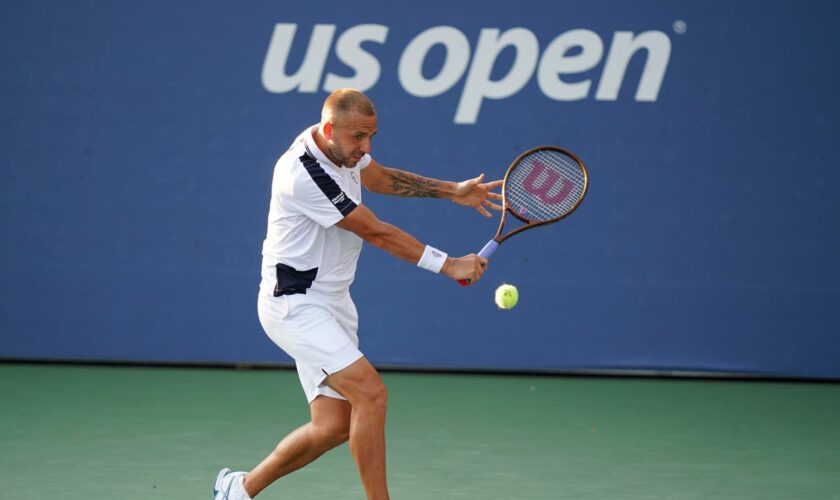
[459,146,589,286]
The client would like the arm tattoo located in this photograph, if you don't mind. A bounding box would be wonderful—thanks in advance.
[389,171,442,198]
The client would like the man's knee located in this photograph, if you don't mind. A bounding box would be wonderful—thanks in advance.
[370,381,388,408]
[327,358,388,412]
[356,380,387,418]
[310,396,352,447]
[313,418,350,447]
[343,377,388,416]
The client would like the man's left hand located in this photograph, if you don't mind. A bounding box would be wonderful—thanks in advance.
[452,174,503,217]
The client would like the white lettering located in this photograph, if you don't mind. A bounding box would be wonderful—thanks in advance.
[323,24,389,92]
[596,31,671,101]
[398,26,471,97]
[455,28,539,124]
[262,23,335,93]
[538,29,603,101]
[261,23,674,123]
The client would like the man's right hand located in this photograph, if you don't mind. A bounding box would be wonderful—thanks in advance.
[441,254,488,283]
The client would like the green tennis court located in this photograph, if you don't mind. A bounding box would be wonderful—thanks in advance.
[1,364,839,499]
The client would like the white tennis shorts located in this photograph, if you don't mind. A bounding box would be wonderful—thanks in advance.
[257,291,364,403]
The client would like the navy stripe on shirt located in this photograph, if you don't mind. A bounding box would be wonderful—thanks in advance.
[300,150,357,216]
[273,263,317,296]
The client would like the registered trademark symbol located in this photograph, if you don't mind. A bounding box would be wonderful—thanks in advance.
[673,20,687,34]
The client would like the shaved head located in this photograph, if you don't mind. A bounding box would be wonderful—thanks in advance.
[314,88,378,167]
[321,88,376,125]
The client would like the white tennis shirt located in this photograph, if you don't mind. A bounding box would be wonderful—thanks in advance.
[260,125,371,298]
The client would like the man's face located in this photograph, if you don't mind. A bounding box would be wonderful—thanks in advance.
[326,111,378,167]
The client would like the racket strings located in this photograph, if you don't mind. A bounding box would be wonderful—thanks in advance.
[506,150,586,222]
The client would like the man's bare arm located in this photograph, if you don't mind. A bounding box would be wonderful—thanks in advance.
[336,204,486,282]
[360,160,503,217]
[360,160,456,198]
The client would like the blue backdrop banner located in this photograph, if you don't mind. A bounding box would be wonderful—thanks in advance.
[1,1,838,378]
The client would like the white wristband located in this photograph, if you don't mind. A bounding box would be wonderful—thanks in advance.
[417,245,448,273]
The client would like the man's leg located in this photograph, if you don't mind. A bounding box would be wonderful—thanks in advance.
[324,356,390,500]
[242,396,351,497]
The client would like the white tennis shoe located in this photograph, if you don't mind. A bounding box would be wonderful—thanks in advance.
[213,468,251,500]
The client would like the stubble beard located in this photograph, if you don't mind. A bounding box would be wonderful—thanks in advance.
[327,141,354,167]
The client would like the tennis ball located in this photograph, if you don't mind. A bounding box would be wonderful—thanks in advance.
[494,284,519,310]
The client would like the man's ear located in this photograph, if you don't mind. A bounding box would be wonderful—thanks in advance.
[323,121,333,140]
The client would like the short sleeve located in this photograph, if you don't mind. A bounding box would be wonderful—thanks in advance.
[357,154,372,169]
[289,155,358,228]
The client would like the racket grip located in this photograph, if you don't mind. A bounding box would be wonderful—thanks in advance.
[458,240,499,286]
[477,240,499,259]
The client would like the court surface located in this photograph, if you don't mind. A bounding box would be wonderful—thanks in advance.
[1,364,839,499]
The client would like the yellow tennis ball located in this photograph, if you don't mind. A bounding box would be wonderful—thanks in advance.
[494,284,519,309]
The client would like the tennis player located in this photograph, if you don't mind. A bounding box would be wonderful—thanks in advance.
[214,88,502,500]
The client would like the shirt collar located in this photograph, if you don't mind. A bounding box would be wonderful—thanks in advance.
[304,124,340,169]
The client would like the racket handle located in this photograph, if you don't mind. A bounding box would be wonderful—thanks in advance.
[458,239,499,286]
[477,240,499,259]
